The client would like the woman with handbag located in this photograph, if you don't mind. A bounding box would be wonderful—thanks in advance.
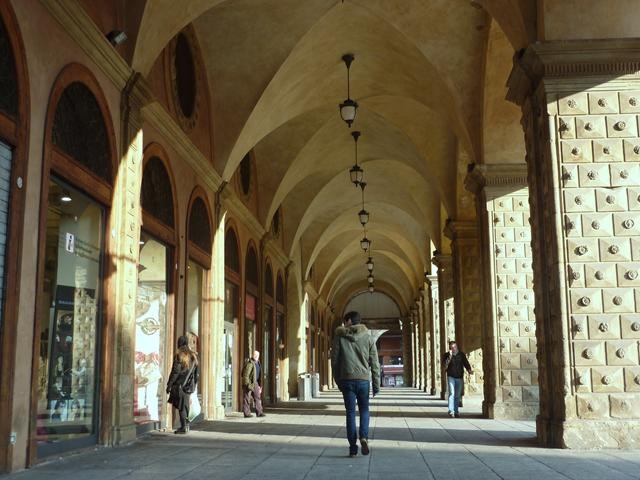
[166,335,199,434]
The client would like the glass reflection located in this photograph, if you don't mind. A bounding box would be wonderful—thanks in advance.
[36,178,102,444]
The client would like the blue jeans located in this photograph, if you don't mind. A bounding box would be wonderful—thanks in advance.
[339,380,370,453]
[447,376,463,414]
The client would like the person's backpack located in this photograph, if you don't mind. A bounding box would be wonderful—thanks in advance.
[181,360,197,394]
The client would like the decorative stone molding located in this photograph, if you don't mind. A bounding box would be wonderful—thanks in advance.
[465,163,528,199]
[507,39,640,107]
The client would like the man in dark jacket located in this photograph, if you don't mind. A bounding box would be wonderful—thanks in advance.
[442,340,473,418]
[242,350,265,418]
[331,311,380,457]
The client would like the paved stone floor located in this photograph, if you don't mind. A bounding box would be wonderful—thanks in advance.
[3,388,640,479]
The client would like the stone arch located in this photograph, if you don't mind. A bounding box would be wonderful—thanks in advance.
[141,143,178,243]
[187,187,213,267]
[0,0,30,470]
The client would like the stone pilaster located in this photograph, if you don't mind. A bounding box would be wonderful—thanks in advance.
[466,164,539,419]
[444,221,484,396]
[433,254,454,398]
[508,39,640,447]
[426,275,440,395]
[110,73,145,444]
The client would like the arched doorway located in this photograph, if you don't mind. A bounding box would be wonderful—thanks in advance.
[223,226,240,413]
[243,243,259,366]
[263,260,275,404]
[344,292,403,388]
[33,64,116,458]
[185,191,212,419]
[135,147,177,434]
[275,272,286,401]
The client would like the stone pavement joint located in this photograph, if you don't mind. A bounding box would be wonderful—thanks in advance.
[2,388,639,480]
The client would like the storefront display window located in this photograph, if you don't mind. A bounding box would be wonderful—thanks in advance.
[36,178,103,445]
[134,233,169,426]
[185,259,203,353]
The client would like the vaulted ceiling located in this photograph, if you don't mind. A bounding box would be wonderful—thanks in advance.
[129,0,533,313]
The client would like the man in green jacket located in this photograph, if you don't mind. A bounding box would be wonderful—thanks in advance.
[331,311,380,457]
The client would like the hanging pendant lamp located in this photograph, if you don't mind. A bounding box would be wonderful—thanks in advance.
[339,53,358,127]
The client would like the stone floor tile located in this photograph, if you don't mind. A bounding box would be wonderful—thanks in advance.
[2,389,640,480]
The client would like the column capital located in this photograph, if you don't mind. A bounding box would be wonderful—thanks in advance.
[507,39,640,106]
[465,163,528,198]
[431,253,452,271]
[443,219,477,241]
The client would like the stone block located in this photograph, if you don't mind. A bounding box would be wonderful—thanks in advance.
[610,394,640,418]
[591,366,624,393]
[576,393,609,419]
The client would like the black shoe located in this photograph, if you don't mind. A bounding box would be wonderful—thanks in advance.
[257,413,266,417]
[174,427,187,434]
[244,413,253,418]
[454,413,460,418]
[349,451,357,458]
[360,438,369,455]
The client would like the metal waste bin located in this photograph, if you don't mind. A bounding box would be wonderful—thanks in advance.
[311,372,320,398]
[297,373,312,401]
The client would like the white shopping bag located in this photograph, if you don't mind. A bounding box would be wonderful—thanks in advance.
[188,390,201,422]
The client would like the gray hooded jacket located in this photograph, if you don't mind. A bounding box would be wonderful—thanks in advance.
[331,324,380,389]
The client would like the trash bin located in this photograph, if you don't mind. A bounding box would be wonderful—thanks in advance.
[311,373,320,398]
[297,373,312,401]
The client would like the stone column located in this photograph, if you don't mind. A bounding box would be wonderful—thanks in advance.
[433,254,454,398]
[420,289,430,392]
[413,307,421,389]
[427,275,440,395]
[401,317,413,387]
[109,73,145,444]
[444,221,484,396]
[466,164,539,419]
[508,40,640,447]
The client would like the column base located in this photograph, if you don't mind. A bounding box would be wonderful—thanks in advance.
[430,388,436,396]
[209,405,225,420]
[484,401,538,420]
[110,423,137,445]
[537,415,640,448]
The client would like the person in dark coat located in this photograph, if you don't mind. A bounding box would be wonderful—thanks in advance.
[241,350,265,418]
[166,335,199,434]
[442,340,473,418]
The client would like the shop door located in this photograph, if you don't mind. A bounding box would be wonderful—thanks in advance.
[36,178,104,456]
[262,305,272,403]
[221,321,235,414]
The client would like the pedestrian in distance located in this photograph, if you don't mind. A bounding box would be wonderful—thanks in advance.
[242,350,266,418]
[166,335,199,434]
[331,311,380,458]
[442,340,473,418]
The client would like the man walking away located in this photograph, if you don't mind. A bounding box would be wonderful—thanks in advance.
[242,350,266,418]
[442,340,473,418]
[331,311,380,457]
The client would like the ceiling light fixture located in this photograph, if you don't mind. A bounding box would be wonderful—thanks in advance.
[349,130,363,186]
[366,256,374,272]
[339,53,358,128]
[358,181,369,226]
[367,272,374,284]
[106,30,127,46]
[360,234,371,252]
[60,191,72,203]
[368,284,374,293]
